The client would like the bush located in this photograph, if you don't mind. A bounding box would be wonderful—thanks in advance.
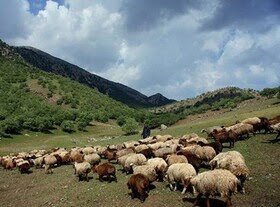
[116,115,126,126]
[122,118,138,135]
[77,121,87,131]
[61,120,75,133]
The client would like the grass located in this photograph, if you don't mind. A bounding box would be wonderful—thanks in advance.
[0,97,279,207]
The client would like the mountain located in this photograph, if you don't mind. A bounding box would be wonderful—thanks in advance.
[154,86,258,113]
[0,39,144,135]
[12,46,175,108]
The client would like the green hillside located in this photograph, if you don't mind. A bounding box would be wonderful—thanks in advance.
[0,41,145,136]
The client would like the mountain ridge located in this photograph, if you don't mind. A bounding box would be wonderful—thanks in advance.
[13,46,175,108]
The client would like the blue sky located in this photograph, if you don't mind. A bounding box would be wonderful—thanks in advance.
[0,0,279,100]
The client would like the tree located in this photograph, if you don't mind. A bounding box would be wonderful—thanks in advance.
[122,118,138,135]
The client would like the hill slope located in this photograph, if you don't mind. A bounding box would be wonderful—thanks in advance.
[13,46,175,108]
[0,39,144,135]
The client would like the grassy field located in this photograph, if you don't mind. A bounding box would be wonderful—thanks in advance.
[0,97,279,207]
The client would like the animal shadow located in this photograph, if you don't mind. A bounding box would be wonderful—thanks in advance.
[183,197,227,207]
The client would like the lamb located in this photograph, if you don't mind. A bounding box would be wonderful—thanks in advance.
[147,158,168,181]
[209,151,249,193]
[166,154,188,166]
[17,160,31,174]
[133,165,157,182]
[92,162,117,182]
[127,173,150,203]
[43,155,58,174]
[84,153,101,165]
[124,154,147,174]
[166,163,196,194]
[191,169,239,207]
[74,161,91,181]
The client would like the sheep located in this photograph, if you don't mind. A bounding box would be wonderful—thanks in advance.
[70,149,84,163]
[92,162,117,182]
[148,142,167,151]
[201,126,223,137]
[187,136,209,145]
[134,144,149,153]
[164,138,180,145]
[123,141,140,149]
[124,154,147,174]
[241,117,261,125]
[153,134,173,142]
[33,157,44,168]
[147,158,168,181]
[176,150,202,173]
[139,136,156,144]
[271,123,280,140]
[93,146,107,157]
[17,160,31,174]
[269,115,280,125]
[84,153,101,165]
[241,117,271,133]
[2,158,16,170]
[133,165,157,182]
[194,146,216,162]
[74,161,91,181]
[43,155,58,174]
[226,123,254,139]
[166,154,188,166]
[210,128,237,148]
[102,148,117,162]
[82,146,95,155]
[197,140,223,154]
[116,148,134,158]
[59,151,71,164]
[191,169,239,207]
[209,151,249,194]
[127,173,150,203]
[117,153,135,168]
[166,163,196,194]
[138,148,154,159]
[153,147,173,158]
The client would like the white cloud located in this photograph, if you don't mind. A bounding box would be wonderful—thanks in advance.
[0,0,279,100]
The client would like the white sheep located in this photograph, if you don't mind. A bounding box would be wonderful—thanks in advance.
[74,161,91,181]
[134,144,149,153]
[124,153,147,173]
[84,153,101,165]
[117,153,135,167]
[82,146,95,155]
[43,155,57,174]
[154,134,173,142]
[116,148,134,158]
[166,154,188,166]
[153,147,173,158]
[166,163,196,194]
[133,164,157,182]
[147,157,168,181]
[241,117,261,125]
[209,151,249,193]
[33,156,44,168]
[123,141,140,149]
[191,169,239,207]
[194,146,216,162]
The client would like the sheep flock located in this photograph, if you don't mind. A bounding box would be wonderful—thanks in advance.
[1,115,279,207]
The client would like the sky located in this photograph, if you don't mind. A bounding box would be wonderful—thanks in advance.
[0,0,279,100]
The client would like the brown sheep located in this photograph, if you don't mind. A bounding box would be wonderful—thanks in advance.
[92,162,117,182]
[102,148,117,162]
[211,129,237,148]
[17,160,31,174]
[127,173,150,203]
[70,150,84,163]
[269,115,280,125]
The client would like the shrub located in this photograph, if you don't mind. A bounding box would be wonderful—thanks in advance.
[61,120,75,133]
[122,118,138,135]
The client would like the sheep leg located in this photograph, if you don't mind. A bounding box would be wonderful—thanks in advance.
[86,173,89,182]
[169,183,174,191]
[206,196,210,207]
[173,183,177,191]
[193,193,202,207]
[225,196,233,207]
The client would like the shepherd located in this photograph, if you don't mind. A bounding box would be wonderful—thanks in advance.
[141,125,151,139]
